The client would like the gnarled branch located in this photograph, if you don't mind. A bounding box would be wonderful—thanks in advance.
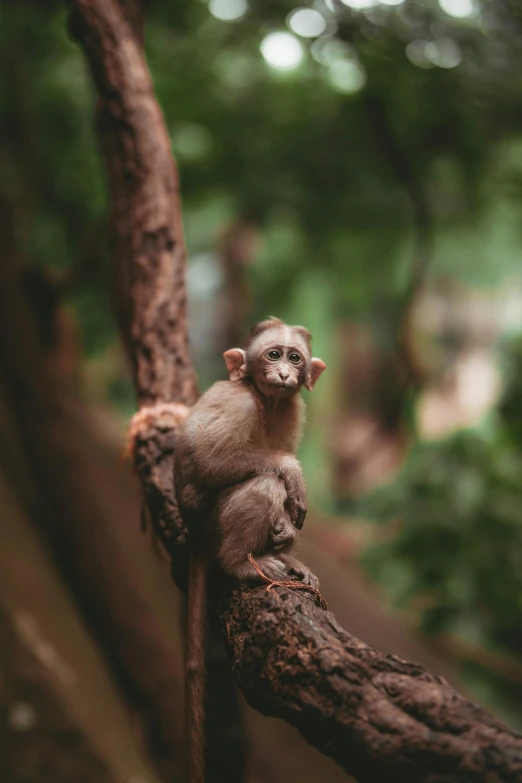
[222,584,522,783]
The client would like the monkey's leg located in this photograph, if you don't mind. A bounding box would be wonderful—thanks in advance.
[279,554,320,590]
[216,475,293,583]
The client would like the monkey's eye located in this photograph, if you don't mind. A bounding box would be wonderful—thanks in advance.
[267,350,280,361]
[288,353,301,364]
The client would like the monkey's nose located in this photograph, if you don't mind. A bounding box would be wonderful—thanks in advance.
[278,369,290,381]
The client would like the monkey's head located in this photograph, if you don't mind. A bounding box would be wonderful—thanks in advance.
[223,317,326,398]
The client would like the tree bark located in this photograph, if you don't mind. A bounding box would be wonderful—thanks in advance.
[69,0,197,409]
[222,584,522,783]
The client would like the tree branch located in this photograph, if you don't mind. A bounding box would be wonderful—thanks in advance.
[222,584,522,783]
[69,0,198,583]
[69,0,197,408]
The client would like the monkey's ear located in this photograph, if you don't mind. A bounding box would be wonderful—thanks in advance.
[223,349,247,381]
[305,358,326,391]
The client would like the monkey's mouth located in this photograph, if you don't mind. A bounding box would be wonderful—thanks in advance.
[265,381,298,395]
[266,381,297,390]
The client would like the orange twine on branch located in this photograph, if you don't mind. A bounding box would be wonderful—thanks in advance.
[247,552,327,610]
[123,402,191,460]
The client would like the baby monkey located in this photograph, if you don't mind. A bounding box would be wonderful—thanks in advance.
[174,317,326,587]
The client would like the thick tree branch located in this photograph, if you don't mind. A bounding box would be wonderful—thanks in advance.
[69,0,197,408]
[222,585,522,783]
[69,0,197,581]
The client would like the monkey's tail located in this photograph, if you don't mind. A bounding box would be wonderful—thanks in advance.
[186,545,208,783]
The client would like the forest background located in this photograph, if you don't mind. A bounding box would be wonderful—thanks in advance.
[1,0,522,780]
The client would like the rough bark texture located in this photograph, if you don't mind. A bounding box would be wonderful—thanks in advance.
[131,409,190,587]
[69,0,197,409]
[222,584,522,783]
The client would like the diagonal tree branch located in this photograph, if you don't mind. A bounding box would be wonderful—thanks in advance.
[222,585,522,783]
[69,2,522,781]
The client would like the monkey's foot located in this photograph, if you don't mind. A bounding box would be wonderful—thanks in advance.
[247,553,327,609]
[271,518,297,552]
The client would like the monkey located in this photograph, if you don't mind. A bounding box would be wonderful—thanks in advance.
[175,316,326,584]
[174,317,326,783]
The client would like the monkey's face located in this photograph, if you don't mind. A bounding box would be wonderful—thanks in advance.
[250,343,308,398]
[224,319,326,395]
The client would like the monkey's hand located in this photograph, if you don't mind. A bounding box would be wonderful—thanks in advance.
[281,556,320,591]
[278,456,307,529]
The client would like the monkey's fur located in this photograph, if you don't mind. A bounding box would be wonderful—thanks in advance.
[174,318,326,783]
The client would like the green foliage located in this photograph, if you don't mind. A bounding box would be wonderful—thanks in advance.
[360,337,522,722]
[4,0,522,349]
[361,428,522,653]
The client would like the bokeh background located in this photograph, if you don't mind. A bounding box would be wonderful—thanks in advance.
[1,0,522,780]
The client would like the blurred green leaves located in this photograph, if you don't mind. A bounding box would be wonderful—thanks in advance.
[361,339,522,661]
